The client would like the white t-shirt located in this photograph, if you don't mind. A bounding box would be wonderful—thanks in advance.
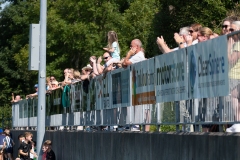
[129,51,145,64]
[192,39,198,45]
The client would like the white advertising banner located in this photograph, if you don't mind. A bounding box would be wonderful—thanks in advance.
[187,36,229,98]
[131,58,155,105]
[155,49,188,102]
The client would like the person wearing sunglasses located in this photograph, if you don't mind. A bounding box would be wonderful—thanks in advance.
[96,52,115,74]
[221,17,238,35]
[123,39,146,66]
[50,76,56,82]
[188,23,202,45]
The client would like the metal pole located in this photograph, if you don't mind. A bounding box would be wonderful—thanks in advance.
[37,0,47,159]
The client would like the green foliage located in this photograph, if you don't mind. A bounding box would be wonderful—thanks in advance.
[149,0,233,53]
[0,105,12,128]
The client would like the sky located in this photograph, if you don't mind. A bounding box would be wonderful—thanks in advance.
[1,2,10,10]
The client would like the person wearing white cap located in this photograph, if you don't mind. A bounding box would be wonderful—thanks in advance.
[80,64,93,80]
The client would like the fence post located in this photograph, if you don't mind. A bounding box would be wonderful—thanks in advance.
[175,101,180,131]
[218,96,224,132]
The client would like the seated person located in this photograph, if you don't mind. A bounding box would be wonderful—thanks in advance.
[11,93,22,103]
[26,84,38,99]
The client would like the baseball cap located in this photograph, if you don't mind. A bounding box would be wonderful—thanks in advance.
[34,84,38,88]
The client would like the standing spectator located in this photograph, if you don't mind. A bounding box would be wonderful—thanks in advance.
[103,31,121,66]
[2,129,14,160]
[88,56,99,77]
[188,23,202,45]
[123,39,146,66]
[42,140,55,160]
[29,140,36,160]
[11,93,22,103]
[96,52,116,74]
[26,84,38,99]
[226,21,240,132]
[197,27,213,42]
[49,76,56,83]
[157,26,190,53]
[42,145,47,160]
[72,70,81,83]
[46,77,52,91]
[19,132,37,160]
[51,81,59,90]
[15,134,25,160]
[221,17,238,35]
[81,64,93,80]
[0,131,5,160]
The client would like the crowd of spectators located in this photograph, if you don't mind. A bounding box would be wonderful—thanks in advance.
[12,17,240,132]
[21,30,147,99]
[21,19,238,98]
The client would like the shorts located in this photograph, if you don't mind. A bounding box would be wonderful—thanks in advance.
[5,147,13,153]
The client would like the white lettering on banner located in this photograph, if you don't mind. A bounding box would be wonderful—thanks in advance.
[53,98,61,105]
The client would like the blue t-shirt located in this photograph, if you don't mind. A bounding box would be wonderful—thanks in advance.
[111,41,120,60]
[0,135,5,145]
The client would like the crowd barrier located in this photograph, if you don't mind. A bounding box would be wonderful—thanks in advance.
[12,32,240,131]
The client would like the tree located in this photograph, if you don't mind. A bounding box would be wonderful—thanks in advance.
[147,0,234,56]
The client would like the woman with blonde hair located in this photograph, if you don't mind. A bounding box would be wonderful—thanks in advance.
[197,27,213,42]
[73,70,81,83]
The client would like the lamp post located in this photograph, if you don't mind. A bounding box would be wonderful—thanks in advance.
[36,0,47,159]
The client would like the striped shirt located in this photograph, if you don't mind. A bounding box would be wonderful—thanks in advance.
[4,136,13,148]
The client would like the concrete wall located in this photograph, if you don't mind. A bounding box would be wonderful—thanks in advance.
[11,130,240,160]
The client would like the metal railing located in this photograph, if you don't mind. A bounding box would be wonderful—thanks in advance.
[12,32,240,131]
